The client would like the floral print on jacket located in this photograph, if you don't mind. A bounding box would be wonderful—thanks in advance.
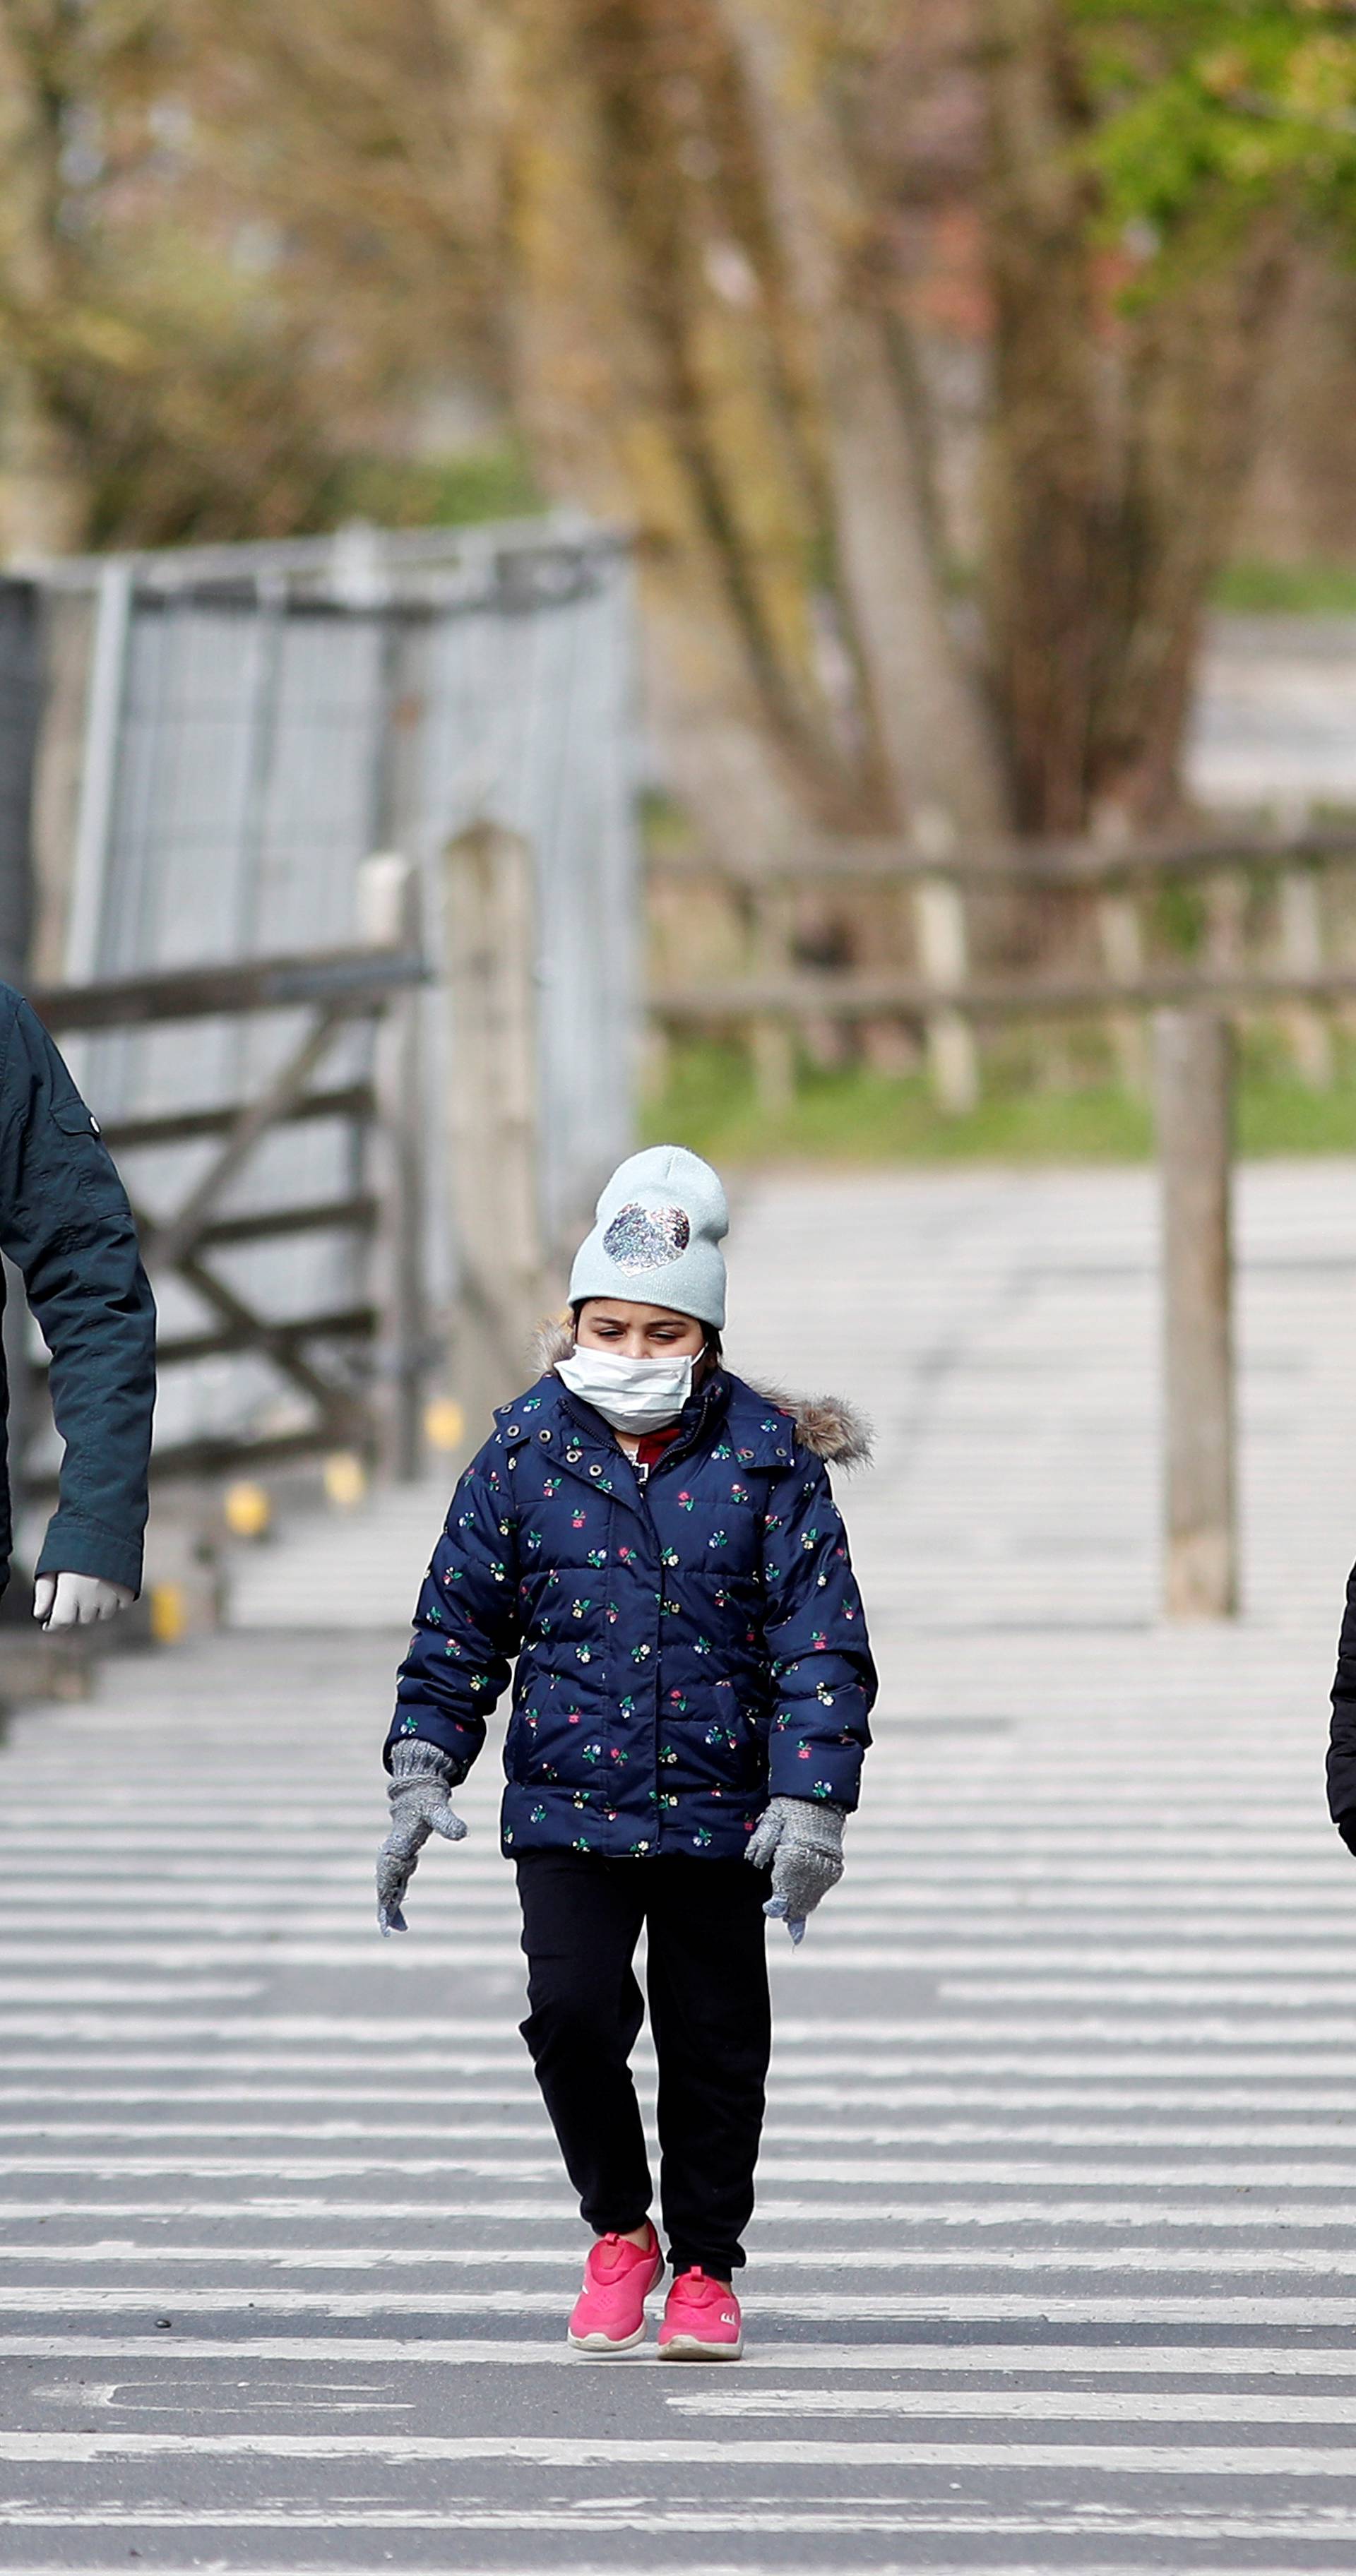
[385,1366,876,1861]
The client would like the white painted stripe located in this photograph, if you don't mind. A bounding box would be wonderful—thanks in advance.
[1,2154,1352,2183]
[6,2116,1356,2147]
[0,2019,533,2042]
[8,2049,1356,2077]
[0,1848,1342,1873]
[0,1982,256,2003]
[11,1943,1356,1975]
[7,2242,1356,2276]
[0,1872,1343,1905]
[3,2429,1356,2472]
[0,2155,567,2177]
[0,2244,578,2270]
[0,2012,1352,2044]
[3,2197,1352,2229]
[5,1891,1356,1919]
[778,2019,1356,2044]
[9,1956,1356,1988]
[0,1946,528,1969]
[936,1970,1356,1991]
[0,2052,535,2073]
[764,2083,1356,2106]
[0,2086,544,2106]
[0,1803,1331,1822]
[1,1820,1332,1839]
[0,2202,593,2224]
[11,2080,1356,2111]
[7,2287,1356,2322]
[5,2333,1356,2379]
[667,2389,1356,2423]
[0,2121,551,2141]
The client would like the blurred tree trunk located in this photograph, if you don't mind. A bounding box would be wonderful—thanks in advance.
[0,4,92,555]
[731,0,1008,842]
[507,0,1009,860]
[0,378,85,556]
[983,0,1290,833]
[1093,242,1292,828]
[507,0,848,861]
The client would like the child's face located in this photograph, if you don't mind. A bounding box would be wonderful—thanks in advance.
[574,1299,706,1361]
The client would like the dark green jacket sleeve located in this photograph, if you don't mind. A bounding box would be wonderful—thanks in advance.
[0,991,156,1594]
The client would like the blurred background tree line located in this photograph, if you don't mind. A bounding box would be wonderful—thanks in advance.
[2,0,1355,862]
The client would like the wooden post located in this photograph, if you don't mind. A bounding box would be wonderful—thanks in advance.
[1278,865,1333,1087]
[1153,1008,1238,1620]
[747,883,795,1114]
[913,873,978,1113]
[1203,867,1249,971]
[909,805,977,1111]
[358,853,427,1483]
[440,822,546,1437]
[1096,890,1147,1092]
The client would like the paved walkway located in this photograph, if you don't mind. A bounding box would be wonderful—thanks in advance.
[4,1161,1356,2571]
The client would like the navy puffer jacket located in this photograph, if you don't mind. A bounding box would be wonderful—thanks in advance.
[386,1344,876,1860]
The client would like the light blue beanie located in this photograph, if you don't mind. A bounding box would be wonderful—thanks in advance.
[569,1145,729,1329]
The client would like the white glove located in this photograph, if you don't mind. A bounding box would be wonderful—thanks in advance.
[33,1573,134,1630]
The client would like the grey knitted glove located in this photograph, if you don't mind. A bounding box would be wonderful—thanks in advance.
[376,1740,468,1936]
[745,1796,846,1945]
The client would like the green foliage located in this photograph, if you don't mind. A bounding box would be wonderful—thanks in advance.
[1150,876,1208,956]
[637,787,698,856]
[646,1032,1356,1166]
[1076,2,1356,247]
[335,445,542,531]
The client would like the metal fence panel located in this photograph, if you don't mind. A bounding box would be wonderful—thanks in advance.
[23,517,639,1469]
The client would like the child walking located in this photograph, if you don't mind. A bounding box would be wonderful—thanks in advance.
[376,1145,876,2357]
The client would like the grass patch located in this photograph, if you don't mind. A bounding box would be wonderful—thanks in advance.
[643,1038,1356,1166]
[1213,556,1356,616]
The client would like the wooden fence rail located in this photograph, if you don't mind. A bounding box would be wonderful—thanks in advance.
[651,825,1356,1625]
[651,961,1356,1023]
[652,822,1356,890]
[650,825,1356,1116]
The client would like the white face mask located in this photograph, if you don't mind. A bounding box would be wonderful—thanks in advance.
[557,1344,696,1434]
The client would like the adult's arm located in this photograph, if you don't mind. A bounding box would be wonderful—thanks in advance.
[1328,1558,1356,1832]
[0,992,156,1595]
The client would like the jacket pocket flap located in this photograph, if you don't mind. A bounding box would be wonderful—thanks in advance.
[52,1096,103,1138]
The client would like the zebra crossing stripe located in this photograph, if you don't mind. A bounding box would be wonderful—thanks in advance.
[7,2286,1356,2320]
[6,2430,1356,2472]
[3,2334,1356,2373]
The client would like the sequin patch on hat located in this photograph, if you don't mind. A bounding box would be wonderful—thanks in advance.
[602,1202,691,1271]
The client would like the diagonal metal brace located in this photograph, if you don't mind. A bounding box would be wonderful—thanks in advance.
[146,1008,352,1279]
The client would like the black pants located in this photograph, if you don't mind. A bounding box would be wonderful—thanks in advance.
[516,1851,772,2279]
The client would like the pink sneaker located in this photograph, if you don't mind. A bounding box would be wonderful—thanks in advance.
[657,2267,744,2360]
[566,2225,665,2352]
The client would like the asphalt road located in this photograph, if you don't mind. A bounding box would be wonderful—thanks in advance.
[4,1161,1356,2573]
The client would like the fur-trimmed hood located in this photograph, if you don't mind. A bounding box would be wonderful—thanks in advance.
[533,1317,873,1471]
